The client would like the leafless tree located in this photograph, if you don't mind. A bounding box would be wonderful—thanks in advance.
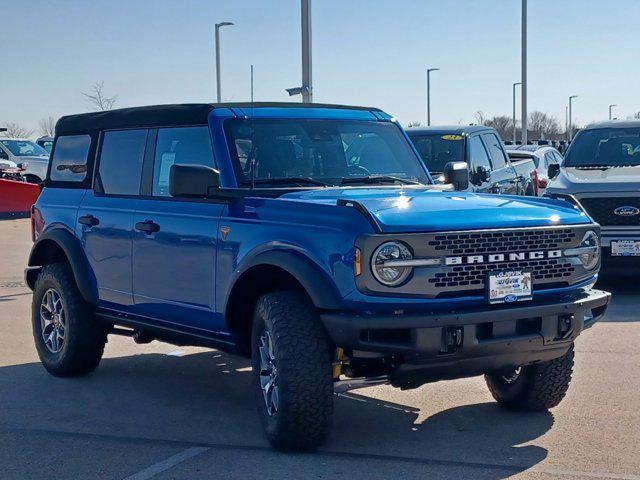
[1,122,34,138]
[406,121,422,127]
[474,110,486,125]
[485,115,512,140]
[528,111,561,138]
[82,81,117,111]
[39,116,56,137]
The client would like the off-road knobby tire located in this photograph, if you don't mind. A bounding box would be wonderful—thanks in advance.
[485,344,574,411]
[32,263,107,377]
[251,290,334,452]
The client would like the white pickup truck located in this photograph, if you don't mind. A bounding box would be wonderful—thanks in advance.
[546,120,640,270]
[0,138,50,184]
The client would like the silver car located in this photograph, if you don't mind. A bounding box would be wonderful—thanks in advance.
[0,138,50,183]
[546,120,640,270]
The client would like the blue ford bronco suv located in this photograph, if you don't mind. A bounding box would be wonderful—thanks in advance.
[26,103,610,452]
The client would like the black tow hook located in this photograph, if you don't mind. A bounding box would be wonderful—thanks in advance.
[557,314,575,340]
[440,326,463,354]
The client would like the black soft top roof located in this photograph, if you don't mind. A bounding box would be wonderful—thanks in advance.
[55,102,381,135]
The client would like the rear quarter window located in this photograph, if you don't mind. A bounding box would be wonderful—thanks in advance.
[49,135,92,182]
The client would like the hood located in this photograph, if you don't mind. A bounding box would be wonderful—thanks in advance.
[19,155,49,162]
[279,187,590,233]
[547,166,640,194]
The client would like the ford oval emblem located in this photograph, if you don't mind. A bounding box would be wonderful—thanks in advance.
[614,206,640,217]
[504,294,518,303]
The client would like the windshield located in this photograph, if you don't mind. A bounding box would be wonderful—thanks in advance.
[408,133,465,173]
[0,139,49,157]
[224,119,429,187]
[565,128,640,167]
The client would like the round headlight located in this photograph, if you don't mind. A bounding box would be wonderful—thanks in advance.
[371,241,413,286]
[579,230,600,270]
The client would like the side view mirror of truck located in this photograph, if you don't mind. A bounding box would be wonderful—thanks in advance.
[170,163,220,198]
[443,161,470,191]
[548,163,560,179]
[0,150,8,160]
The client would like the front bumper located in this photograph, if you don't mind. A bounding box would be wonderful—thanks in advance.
[321,288,611,387]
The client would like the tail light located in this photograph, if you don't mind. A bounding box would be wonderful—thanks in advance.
[538,177,548,189]
[31,205,44,242]
[30,205,36,242]
[531,170,540,196]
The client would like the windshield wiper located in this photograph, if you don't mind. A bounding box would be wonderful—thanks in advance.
[241,177,328,187]
[571,165,612,170]
[340,175,420,185]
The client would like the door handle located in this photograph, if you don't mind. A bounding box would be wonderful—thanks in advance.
[135,220,160,234]
[78,214,99,227]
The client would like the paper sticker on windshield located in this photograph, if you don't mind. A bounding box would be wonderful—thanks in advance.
[441,135,464,141]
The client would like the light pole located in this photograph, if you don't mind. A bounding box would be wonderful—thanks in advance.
[287,0,313,103]
[426,67,439,126]
[609,104,617,120]
[512,82,521,143]
[521,0,528,145]
[568,95,578,141]
[215,22,234,103]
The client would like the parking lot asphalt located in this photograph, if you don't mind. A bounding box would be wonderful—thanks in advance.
[1,218,638,480]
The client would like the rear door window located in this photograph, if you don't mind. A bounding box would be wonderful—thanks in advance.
[96,129,148,195]
[152,126,214,197]
[49,135,92,182]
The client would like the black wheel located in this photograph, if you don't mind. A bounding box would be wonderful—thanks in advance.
[485,345,574,411]
[32,263,107,377]
[251,290,334,452]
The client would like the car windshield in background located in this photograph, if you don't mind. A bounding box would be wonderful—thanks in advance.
[565,128,640,167]
[409,133,465,173]
[224,119,429,187]
[0,140,49,157]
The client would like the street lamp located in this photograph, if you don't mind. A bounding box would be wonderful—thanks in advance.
[215,21,234,103]
[426,67,439,126]
[521,0,528,145]
[568,95,578,141]
[512,82,521,143]
[287,0,313,103]
[609,104,617,121]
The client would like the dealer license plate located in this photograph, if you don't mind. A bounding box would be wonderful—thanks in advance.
[611,240,640,256]
[487,270,533,305]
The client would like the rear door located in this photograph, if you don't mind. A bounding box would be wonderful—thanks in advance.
[480,132,520,194]
[131,126,225,332]
[77,129,148,308]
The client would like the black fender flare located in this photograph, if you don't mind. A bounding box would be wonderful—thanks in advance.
[26,228,99,306]
[228,249,344,311]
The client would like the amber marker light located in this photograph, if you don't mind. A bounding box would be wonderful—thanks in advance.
[354,248,362,276]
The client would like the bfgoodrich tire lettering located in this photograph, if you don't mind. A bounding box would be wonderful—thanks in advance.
[251,290,334,452]
[485,344,574,411]
[32,263,107,377]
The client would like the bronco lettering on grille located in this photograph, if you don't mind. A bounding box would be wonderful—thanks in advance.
[445,250,562,266]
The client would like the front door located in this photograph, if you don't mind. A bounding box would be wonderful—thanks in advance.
[481,133,520,195]
[131,126,225,332]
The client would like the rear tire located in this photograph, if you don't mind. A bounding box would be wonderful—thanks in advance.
[32,263,107,377]
[485,345,574,411]
[251,290,334,452]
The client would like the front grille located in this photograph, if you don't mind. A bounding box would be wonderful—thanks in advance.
[358,226,591,299]
[428,258,575,289]
[428,228,576,255]
[579,197,640,226]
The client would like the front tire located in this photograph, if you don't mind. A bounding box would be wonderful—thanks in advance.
[251,290,334,452]
[32,263,107,377]
[485,345,574,411]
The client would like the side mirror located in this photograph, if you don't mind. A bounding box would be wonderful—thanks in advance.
[0,150,8,160]
[170,164,220,198]
[547,163,560,179]
[443,161,469,191]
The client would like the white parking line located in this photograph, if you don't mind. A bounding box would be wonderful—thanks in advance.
[122,447,209,480]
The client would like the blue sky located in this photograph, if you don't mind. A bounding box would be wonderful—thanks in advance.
[2,0,639,135]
